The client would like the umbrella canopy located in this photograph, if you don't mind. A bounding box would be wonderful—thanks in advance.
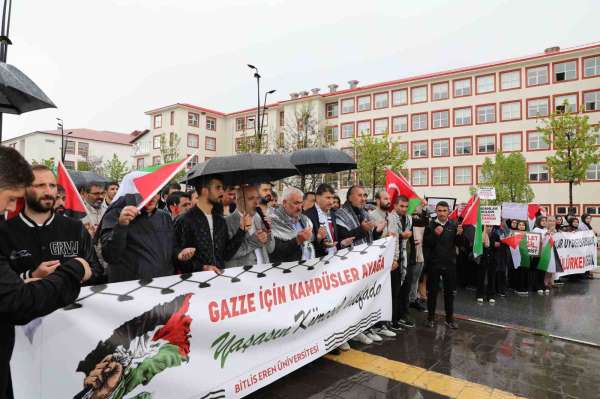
[0,62,56,114]
[184,153,299,187]
[288,148,356,175]
[67,170,110,189]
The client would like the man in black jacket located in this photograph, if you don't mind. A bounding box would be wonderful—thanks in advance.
[0,147,92,399]
[0,165,102,284]
[304,184,342,258]
[175,176,248,273]
[423,201,465,329]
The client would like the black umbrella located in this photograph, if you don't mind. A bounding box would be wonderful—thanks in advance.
[288,148,356,175]
[68,171,109,189]
[0,62,56,114]
[184,153,299,187]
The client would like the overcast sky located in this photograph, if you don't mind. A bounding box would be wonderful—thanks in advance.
[2,0,598,139]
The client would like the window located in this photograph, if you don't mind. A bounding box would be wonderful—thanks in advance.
[411,86,427,103]
[205,136,216,151]
[500,101,521,121]
[357,120,371,136]
[432,110,449,129]
[236,117,245,131]
[187,133,199,148]
[432,168,449,186]
[341,122,355,139]
[392,115,408,133]
[411,141,428,158]
[431,82,449,101]
[501,132,522,152]
[553,60,577,82]
[500,70,521,90]
[554,94,577,113]
[584,205,600,216]
[584,55,600,78]
[206,116,216,131]
[454,137,473,156]
[528,164,549,182]
[583,90,600,112]
[341,98,355,113]
[373,118,388,135]
[477,135,496,154]
[326,102,339,118]
[590,130,600,146]
[136,158,145,169]
[587,163,600,180]
[527,131,550,151]
[325,126,339,143]
[188,155,199,168]
[279,111,285,127]
[392,89,408,106]
[476,165,487,184]
[476,74,495,94]
[339,171,354,188]
[411,169,428,186]
[453,78,471,97]
[152,155,161,165]
[411,113,428,131]
[357,95,371,112]
[374,92,389,109]
[476,104,496,124]
[527,65,549,86]
[527,97,549,118]
[153,114,162,129]
[454,107,472,126]
[555,205,579,216]
[398,142,408,155]
[170,111,175,126]
[64,160,75,169]
[188,112,199,127]
[152,135,161,149]
[454,166,472,185]
[432,139,449,157]
[77,142,89,158]
[246,116,256,130]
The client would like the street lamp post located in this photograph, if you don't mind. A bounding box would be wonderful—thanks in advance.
[247,65,276,153]
[57,118,72,164]
[0,0,13,143]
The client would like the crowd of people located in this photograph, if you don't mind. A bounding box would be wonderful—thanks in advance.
[0,146,597,398]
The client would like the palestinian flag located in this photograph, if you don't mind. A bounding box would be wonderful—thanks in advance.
[527,204,542,231]
[502,233,530,269]
[57,161,89,219]
[537,235,563,273]
[385,169,422,214]
[75,293,193,399]
[461,196,483,258]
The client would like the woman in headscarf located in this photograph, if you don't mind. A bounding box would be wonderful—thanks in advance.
[514,220,529,295]
[563,216,579,232]
[545,216,557,290]
[530,216,548,294]
[495,220,512,297]
[579,214,593,232]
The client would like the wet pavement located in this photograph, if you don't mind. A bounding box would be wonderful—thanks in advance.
[247,311,600,399]
[453,279,600,344]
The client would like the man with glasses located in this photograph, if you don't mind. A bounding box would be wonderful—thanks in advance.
[81,182,107,237]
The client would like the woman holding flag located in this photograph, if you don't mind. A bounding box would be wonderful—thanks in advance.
[530,216,549,295]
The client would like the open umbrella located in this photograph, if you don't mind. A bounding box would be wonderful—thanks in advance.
[67,170,109,189]
[288,148,356,175]
[184,153,299,187]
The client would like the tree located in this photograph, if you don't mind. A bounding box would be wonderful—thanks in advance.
[160,132,181,164]
[353,132,407,198]
[537,103,600,209]
[32,158,56,170]
[77,161,91,171]
[102,154,129,182]
[479,152,534,204]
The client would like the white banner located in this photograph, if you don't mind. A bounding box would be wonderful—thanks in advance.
[480,205,501,226]
[501,202,528,220]
[554,230,598,277]
[12,238,395,399]
[477,187,496,200]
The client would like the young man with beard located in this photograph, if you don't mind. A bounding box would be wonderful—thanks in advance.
[0,165,102,284]
[258,182,273,215]
[175,176,249,274]
[53,185,66,215]
[100,192,174,283]
[0,148,92,399]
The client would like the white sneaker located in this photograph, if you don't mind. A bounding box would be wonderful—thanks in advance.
[374,325,397,337]
[477,297,484,303]
[537,290,544,295]
[338,341,351,351]
[351,332,373,345]
[366,330,383,342]
[488,298,496,304]
[544,289,550,295]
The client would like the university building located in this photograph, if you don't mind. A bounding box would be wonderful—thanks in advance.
[137,42,600,218]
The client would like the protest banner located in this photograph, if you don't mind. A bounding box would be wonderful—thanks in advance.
[501,202,528,220]
[525,232,542,256]
[554,230,598,277]
[477,187,496,200]
[480,205,501,226]
[11,238,395,399]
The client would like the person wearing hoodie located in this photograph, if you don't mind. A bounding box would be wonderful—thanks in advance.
[530,216,549,294]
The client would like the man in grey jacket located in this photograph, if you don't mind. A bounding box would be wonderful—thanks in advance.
[225,185,274,268]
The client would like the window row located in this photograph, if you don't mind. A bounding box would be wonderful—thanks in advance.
[153,112,218,131]
[234,113,274,131]
[152,134,216,151]
[64,140,89,158]
[324,55,600,117]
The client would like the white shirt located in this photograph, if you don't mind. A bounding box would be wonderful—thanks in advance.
[205,213,214,239]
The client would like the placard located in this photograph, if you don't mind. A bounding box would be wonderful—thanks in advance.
[477,187,496,200]
[501,202,528,221]
[525,232,542,257]
[480,205,501,225]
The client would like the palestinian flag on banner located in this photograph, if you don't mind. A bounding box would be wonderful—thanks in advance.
[385,168,422,214]
[527,203,542,231]
[57,161,89,219]
[537,235,563,273]
[461,196,483,258]
[75,293,193,399]
[501,233,530,269]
